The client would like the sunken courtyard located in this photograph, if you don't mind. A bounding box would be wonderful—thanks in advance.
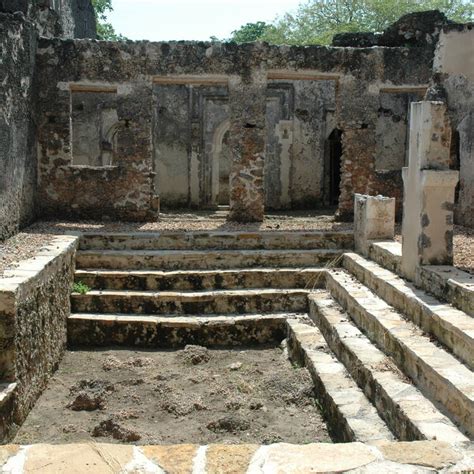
[0,1,473,472]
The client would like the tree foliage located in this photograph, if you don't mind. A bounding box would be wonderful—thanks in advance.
[230,21,274,43]
[91,0,126,41]
[232,0,474,46]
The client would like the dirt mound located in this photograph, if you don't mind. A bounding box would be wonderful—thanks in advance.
[178,345,211,365]
[92,418,141,442]
[67,379,115,411]
[207,415,250,433]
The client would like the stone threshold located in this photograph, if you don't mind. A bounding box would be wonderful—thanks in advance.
[0,440,471,473]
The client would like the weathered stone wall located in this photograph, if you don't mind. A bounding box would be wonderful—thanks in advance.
[35,37,432,219]
[0,0,96,38]
[0,235,78,441]
[0,13,37,241]
[433,24,474,227]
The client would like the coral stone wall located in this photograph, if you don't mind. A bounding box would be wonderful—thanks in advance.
[0,236,78,441]
[35,38,432,220]
[0,14,37,241]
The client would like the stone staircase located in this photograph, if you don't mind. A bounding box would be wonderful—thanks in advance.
[69,231,351,347]
[68,231,473,442]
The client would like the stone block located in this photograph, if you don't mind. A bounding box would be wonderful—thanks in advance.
[354,194,395,257]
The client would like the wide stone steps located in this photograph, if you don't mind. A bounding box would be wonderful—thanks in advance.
[343,252,474,369]
[79,231,354,251]
[74,268,326,292]
[67,313,297,348]
[287,318,394,443]
[75,249,343,271]
[71,288,310,315]
[325,269,474,438]
[309,292,468,443]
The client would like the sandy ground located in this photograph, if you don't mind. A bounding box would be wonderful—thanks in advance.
[14,346,331,445]
[1,213,472,275]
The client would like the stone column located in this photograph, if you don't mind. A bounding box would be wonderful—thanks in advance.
[401,101,459,281]
[228,70,266,222]
[354,194,396,257]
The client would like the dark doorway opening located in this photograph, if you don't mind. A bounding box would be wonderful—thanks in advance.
[450,130,460,204]
[327,129,343,205]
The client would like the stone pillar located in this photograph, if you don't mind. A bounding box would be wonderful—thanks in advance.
[354,194,396,256]
[401,101,459,281]
[228,70,266,222]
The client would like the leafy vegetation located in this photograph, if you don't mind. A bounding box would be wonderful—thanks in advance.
[91,0,127,41]
[228,0,473,45]
[72,281,91,295]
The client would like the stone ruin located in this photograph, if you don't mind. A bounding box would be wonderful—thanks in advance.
[1,3,473,235]
[0,2,473,472]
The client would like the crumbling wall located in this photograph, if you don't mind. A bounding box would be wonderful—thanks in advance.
[0,236,78,441]
[433,24,474,227]
[35,37,432,219]
[0,0,96,38]
[0,13,37,241]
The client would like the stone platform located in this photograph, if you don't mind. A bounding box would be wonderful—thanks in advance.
[0,440,471,473]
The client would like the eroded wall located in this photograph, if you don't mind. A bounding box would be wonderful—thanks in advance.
[35,38,432,219]
[0,14,37,241]
[434,25,474,227]
[0,0,96,38]
[0,236,78,441]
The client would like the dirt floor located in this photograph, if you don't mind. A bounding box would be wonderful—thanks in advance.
[14,345,331,445]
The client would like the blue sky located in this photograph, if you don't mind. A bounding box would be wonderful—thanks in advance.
[108,0,302,41]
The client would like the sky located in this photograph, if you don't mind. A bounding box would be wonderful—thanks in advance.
[108,0,302,41]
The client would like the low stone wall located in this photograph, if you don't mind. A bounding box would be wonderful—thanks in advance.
[0,235,78,441]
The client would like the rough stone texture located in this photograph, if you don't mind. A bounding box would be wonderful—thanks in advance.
[401,101,458,281]
[68,314,289,348]
[433,25,474,227]
[343,252,474,371]
[0,235,78,441]
[354,194,395,256]
[418,265,474,317]
[379,441,463,469]
[0,441,471,473]
[287,318,394,443]
[228,70,266,221]
[34,34,433,222]
[325,269,474,438]
[332,10,451,49]
[0,14,37,241]
[310,291,468,443]
[0,0,96,38]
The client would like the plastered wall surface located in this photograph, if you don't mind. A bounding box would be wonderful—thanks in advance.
[34,37,433,220]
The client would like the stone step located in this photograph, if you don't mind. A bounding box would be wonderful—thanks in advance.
[71,288,310,315]
[343,253,474,370]
[67,313,297,348]
[287,318,394,443]
[325,269,474,438]
[309,292,468,443]
[76,249,343,271]
[369,241,402,275]
[418,265,474,317]
[79,231,354,251]
[74,268,326,292]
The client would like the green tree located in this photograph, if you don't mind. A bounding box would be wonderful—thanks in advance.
[91,0,126,41]
[230,21,274,43]
[260,0,474,45]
